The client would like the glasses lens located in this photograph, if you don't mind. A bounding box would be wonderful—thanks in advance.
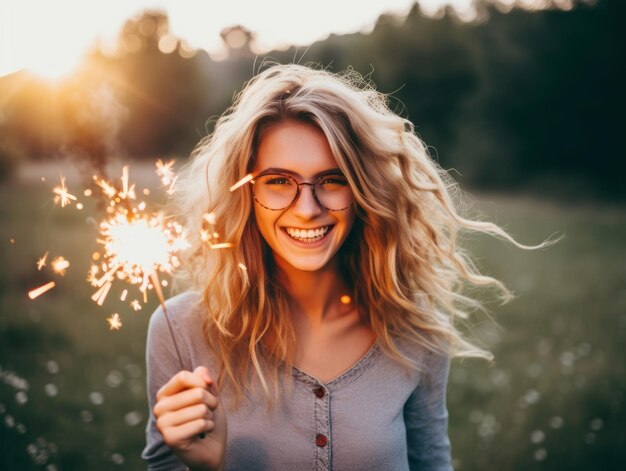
[253,174,298,210]
[315,174,354,210]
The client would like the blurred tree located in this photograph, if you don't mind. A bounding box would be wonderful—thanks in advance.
[110,10,213,158]
[0,1,622,197]
[220,25,256,59]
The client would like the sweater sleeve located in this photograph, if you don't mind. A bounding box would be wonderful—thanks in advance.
[404,352,453,471]
[141,301,189,471]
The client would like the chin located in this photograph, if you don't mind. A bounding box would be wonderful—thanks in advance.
[274,252,335,273]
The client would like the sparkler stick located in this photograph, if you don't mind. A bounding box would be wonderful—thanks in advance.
[36,163,255,441]
[150,271,185,370]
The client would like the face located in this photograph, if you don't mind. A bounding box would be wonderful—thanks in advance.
[252,120,356,273]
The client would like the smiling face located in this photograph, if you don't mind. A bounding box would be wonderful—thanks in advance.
[252,119,356,273]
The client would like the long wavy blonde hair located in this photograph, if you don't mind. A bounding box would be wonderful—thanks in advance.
[172,63,551,409]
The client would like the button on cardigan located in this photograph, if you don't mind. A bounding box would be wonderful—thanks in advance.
[142,292,453,470]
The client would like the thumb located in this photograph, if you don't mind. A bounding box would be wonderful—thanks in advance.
[193,366,213,386]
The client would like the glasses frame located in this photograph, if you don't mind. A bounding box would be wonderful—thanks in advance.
[251,172,354,212]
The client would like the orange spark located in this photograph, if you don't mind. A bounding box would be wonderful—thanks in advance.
[156,159,176,186]
[166,175,178,195]
[93,176,117,198]
[37,252,49,271]
[119,165,136,200]
[28,281,56,299]
[130,300,142,311]
[203,212,217,225]
[210,242,234,249]
[229,174,253,192]
[51,256,70,276]
[107,313,122,330]
[92,282,112,306]
[53,176,77,207]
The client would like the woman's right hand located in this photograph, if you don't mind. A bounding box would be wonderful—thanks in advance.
[154,366,228,471]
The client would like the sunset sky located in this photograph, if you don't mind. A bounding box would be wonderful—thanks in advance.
[0,0,488,79]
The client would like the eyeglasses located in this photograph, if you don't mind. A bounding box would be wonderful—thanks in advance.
[251,172,354,211]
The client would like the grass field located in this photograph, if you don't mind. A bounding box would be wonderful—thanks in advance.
[1,163,624,470]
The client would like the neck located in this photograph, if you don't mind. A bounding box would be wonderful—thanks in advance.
[274,257,352,327]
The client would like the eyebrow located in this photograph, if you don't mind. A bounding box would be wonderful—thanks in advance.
[256,167,344,179]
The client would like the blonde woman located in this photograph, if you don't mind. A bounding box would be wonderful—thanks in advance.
[142,64,546,470]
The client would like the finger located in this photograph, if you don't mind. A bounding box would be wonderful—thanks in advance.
[161,418,215,447]
[154,387,218,417]
[157,370,207,401]
[157,403,213,429]
[193,366,214,386]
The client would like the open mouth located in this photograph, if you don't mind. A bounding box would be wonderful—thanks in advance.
[283,225,333,243]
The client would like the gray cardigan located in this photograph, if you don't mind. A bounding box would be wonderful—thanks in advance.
[142,292,453,470]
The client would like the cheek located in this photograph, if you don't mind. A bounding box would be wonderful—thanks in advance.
[342,208,356,234]
[253,205,277,243]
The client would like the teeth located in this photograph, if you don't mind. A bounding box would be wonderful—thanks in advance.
[285,226,330,242]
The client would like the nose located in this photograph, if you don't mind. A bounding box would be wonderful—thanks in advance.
[291,183,322,219]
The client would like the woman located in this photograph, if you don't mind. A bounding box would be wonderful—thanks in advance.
[142,64,542,470]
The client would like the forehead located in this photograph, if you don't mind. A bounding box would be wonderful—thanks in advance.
[253,120,339,176]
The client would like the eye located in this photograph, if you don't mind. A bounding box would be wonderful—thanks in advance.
[262,175,294,186]
[319,175,348,187]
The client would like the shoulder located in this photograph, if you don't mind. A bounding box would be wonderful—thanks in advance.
[392,335,451,379]
[147,291,204,339]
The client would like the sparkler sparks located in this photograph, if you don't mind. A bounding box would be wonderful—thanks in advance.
[107,313,122,330]
[36,162,244,333]
[53,176,77,207]
[88,167,189,307]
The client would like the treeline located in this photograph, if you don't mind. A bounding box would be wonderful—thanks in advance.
[0,0,622,198]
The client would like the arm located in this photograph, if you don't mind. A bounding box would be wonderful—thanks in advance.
[141,303,227,471]
[403,352,453,471]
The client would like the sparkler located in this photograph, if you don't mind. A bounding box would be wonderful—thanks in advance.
[85,165,191,365]
[34,162,255,441]
[34,162,254,373]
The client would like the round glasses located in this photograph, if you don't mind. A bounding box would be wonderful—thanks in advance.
[251,172,354,211]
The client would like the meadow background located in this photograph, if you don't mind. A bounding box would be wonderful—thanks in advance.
[1,0,625,469]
